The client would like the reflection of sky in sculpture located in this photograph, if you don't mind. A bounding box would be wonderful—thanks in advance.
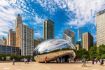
[34,39,75,54]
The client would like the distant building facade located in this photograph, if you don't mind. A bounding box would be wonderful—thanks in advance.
[3,37,7,46]
[0,45,20,55]
[34,39,43,48]
[63,29,75,44]
[0,37,7,46]
[75,41,81,50]
[75,44,80,50]
[7,29,16,47]
[96,9,105,47]
[82,32,93,51]
[16,14,34,56]
[44,19,54,40]
[0,39,3,45]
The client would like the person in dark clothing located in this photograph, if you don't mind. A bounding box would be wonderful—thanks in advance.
[92,59,95,64]
[95,59,98,64]
[100,59,104,65]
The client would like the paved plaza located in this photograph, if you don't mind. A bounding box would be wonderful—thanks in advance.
[0,62,105,70]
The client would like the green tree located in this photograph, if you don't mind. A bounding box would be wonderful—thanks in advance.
[101,54,105,59]
[89,46,98,60]
[76,48,89,60]
[98,44,105,58]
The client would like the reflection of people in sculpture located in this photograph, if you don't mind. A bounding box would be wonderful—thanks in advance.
[45,56,48,63]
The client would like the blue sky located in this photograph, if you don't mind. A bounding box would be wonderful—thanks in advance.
[0,0,105,42]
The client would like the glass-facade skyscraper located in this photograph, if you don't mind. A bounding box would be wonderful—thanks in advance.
[44,19,54,40]
[82,32,93,51]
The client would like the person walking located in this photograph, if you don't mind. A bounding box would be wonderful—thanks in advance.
[45,56,48,63]
[12,58,15,65]
[27,58,30,64]
[95,58,98,64]
[100,59,104,65]
[82,58,86,67]
[92,58,95,64]
[24,58,27,64]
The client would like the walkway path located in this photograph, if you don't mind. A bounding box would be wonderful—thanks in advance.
[0,62,104,70]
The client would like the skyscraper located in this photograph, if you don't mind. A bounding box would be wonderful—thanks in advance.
[16,14,34,56]
[75,41,81,50]
[34,39,43,48]
[0,37,7,46]
[7,29,16,47]
[96,9,105,47]
[63,29,75,44]
[0,39,4,45]
[82,32,93,51]
[44,19,54,40]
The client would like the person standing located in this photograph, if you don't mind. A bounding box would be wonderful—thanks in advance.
[95,58,98,64]
[100,59,104,65]
[45,56,48,63]
[27,58,30,64]
[92,58,95,64]
[24,58,27,64]
[82,58,86,67]
[30,58,32,62]
[12,58,15,65]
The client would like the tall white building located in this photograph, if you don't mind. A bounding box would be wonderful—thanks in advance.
[96,9,105,47]
[16,14,34,56]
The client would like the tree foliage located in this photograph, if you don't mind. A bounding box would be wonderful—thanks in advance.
[98,44,105,59]
[75,48,89,60]
[89,46,98,59]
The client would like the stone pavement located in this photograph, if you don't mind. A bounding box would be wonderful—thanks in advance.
[0,62,105,70]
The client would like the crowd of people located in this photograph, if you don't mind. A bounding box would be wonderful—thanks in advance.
[92,58,104,65]
[12,56,104,67]
[12,58,32,65]
[82,58,104,67]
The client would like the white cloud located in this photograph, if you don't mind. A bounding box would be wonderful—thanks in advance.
[0,0,22,38]
[37,0,105,27]
[0,0,10,7]
[34,15,45,24]
[0,0,45,38]
[34,32,42,39]
[0,0,105,39]
[67,0,105,27]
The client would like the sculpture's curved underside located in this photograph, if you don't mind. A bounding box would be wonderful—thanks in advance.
[34,39,76,63]
[35,50,76,63]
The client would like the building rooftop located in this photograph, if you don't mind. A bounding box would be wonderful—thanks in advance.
[97,9,105,16]
[44,19,54,24]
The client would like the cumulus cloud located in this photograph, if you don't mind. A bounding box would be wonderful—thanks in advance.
[0,0,105,39]
[34,15,45,24]
[0,0,45,38]
[36,0,105,27]
[0,0,21,38]
[34,32,42,39]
